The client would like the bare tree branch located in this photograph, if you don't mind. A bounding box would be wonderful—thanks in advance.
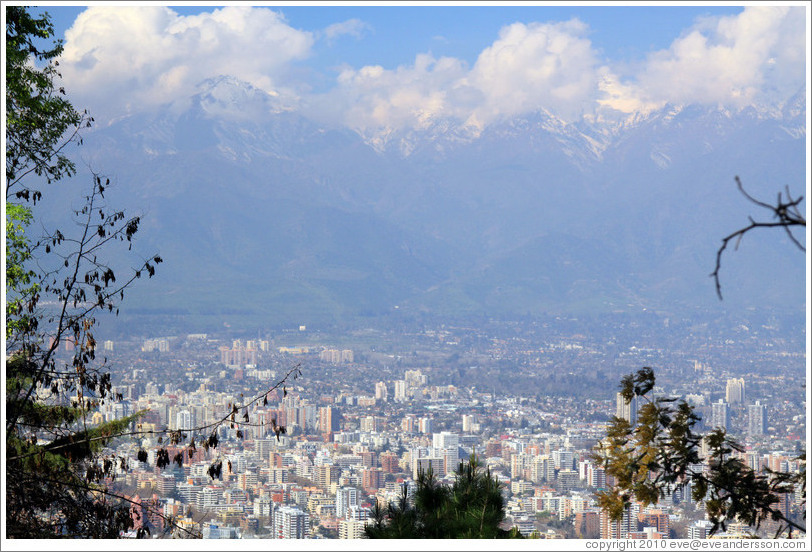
[711,176,805,299]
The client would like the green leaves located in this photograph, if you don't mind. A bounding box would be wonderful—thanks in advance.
[365,455,521,539]
[6,7,86,193]
[5,203,38,339]
[597,367,806,538]
[5,8,161,538]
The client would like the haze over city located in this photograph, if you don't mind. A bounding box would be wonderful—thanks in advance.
[4,2,809,548]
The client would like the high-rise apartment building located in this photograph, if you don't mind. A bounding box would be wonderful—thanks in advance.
[317,406,341,433]
[725,378,746,405]
[253,495,274,519]
[338,519,367,539]
[413,456,444,479]
[360,415,376,433]
[558,469,580,491]
[552,449,575,471]
[273,505,310,539]
[600,502,640,539]
[638,508,669,536]
[142,338,169,353]
[219,341,257,367]
[462,414,476,432]
[433,432,461,475]
[361,468,383,492]
[313,464,339,489]
[575,510,601,538]
[175,409,193,432]
[335,487,358,519]
[401,415,415,433]
[394,380,408,402]
[380,452,400,474]
[711,399,730,431]
[589,466,606,488]
[530,455,555,484]
[747,400,767,438]
[318,349,354,364]
[374,381,388,401]
[432,431,459,450]
[615,392,638,425]
[688,520,714,539]
[404,369,427,387]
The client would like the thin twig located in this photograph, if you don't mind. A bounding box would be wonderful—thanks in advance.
[711,176,805,299]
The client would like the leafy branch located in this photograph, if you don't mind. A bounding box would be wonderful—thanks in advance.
[6,173,162,438]
[594,367,805,537]
[9,363,302,462]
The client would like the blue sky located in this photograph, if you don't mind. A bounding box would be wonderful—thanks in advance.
[24,3,808,130]
[39,4,746,71]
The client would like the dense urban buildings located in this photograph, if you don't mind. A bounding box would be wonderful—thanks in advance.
[74,311,804,539]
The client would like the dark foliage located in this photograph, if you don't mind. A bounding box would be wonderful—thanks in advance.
[594,368,805,537]
[365,454,523,539]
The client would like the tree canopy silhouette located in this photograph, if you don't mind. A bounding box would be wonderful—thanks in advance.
[5,6,165,537]
[365,454,523,539]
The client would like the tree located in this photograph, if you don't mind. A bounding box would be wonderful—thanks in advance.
[593,367,805,538]
[5,9,303,537]
[711,176,805,299]
[5,6,163,538]
[5,6,91,198]
[594,175,806,538]
[365,454,523,538]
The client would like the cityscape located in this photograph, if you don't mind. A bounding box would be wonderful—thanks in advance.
[67,311,805,540]
[5,4,807,548]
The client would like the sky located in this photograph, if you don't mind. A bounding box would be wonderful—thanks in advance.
[21,2,810,131]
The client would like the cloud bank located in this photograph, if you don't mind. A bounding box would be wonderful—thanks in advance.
[60,6,314,121]
[57,5,806,131]
[629,6,807,110]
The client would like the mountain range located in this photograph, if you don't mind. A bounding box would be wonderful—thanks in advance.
[44,76,807,331]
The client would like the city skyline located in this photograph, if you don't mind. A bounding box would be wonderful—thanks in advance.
[37,315,805,546]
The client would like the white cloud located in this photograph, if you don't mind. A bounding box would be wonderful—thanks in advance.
[467,20,599,122]
[321,7,805,131]
[59,6,314,122]
[615,6,806,111]
[323,18,370,43]
[596,70,660,116]
[56,6,805,132]
[314,53,469,130]
[315,19,600,131]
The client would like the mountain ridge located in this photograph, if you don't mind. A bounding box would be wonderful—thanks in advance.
[48,76,806,330]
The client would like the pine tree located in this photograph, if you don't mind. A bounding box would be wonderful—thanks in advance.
[365,454,523,538]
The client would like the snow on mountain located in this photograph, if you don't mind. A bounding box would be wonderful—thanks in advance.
[62,77,805,327]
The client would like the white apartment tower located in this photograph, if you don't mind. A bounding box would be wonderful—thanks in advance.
[273,505,310,539]
[394,380,408,402]
[725,378,746,405]
[374,381,388,401]
[175,409,193,432]
[615,393,638,425]
[335,487,358,519]
[711,399,730,431]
